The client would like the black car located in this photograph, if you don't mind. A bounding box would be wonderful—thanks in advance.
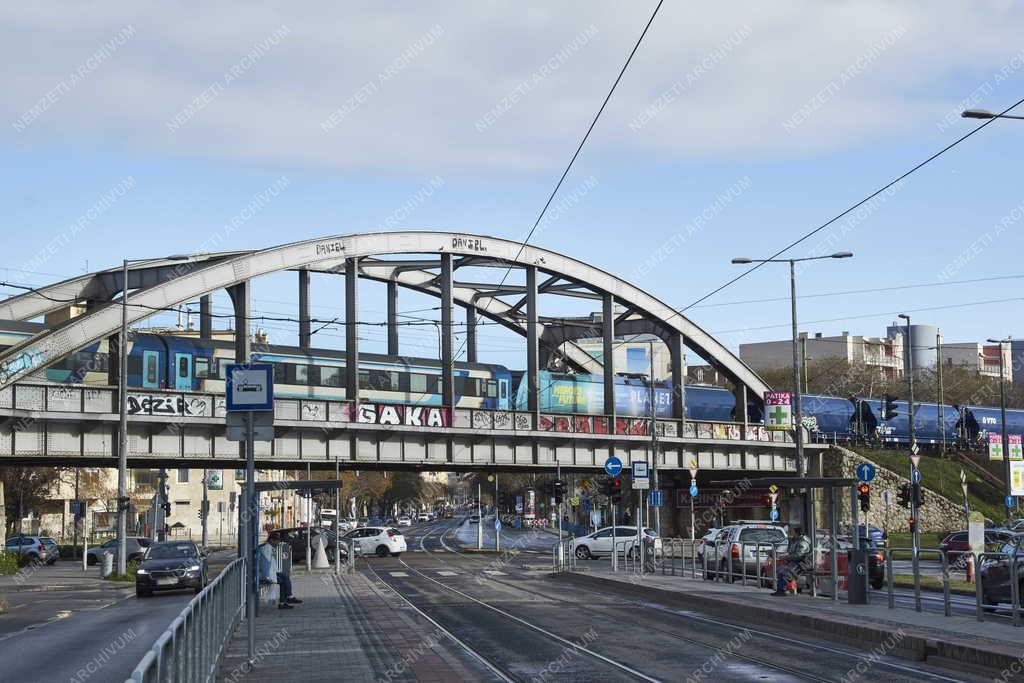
[980,539,1024,609]
[135,541,208,598]
[276,526,344,561]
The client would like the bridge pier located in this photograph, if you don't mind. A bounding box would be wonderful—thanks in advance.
[440,253,454,410]
[199,294,212,340]
[345,258,359,405]
[227,281,250,361]
[298,270,311,348]
[386,280,399,356]
[465,305,477,363]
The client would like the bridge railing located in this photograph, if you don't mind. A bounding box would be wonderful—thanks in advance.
[126,557,244,683]
[2,380,794,444]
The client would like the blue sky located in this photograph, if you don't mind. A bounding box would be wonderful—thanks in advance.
[2,2,1023,369]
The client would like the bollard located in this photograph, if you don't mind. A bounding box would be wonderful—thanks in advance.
[941,551,951,618]
[101,550,114,578]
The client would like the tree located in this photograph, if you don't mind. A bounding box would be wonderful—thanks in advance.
[2,467,64,537]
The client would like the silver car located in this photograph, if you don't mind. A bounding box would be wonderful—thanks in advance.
[705,523,787,579]
[4,535,57,564]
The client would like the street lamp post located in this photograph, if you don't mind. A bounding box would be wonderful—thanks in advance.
[731,251,853,527]
[962,109,1024,121]
[988,338,1014,523]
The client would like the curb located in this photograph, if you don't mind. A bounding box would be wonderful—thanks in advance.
[553,572,1022,676]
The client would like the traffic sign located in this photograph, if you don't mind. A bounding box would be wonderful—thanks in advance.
[881,490,893,505]
[856,463,876,482]
[768,484,778,494]
[912,469,921,484]
[633,477,650,490]
[495,518,502,532]
[569,496,580,507]
[1006,495,1016,509]
[604,456,623,477]
[689,483,698,497]
[633,461,649,479]
[689,461,699,479]
[768,492,778,503]
[770,507,779,521]
[225,363,274,411]
[651,490,663,507]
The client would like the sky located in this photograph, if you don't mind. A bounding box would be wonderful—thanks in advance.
[2,1,1024,371]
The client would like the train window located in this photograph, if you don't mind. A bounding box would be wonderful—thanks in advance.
[410,373,427,394]
[218,361,229,380]
[306,365,320,386]
[487,380,498,398]
[146,355,158,385]
[365,370,399,391]
[358,370,370,389]
[321,366,341,387]
[178,356,189,378]
[194,357,209,379]
[273,363,287,383]
[456,376,480,397]
[294,364,309,385]
[500,381,507,398]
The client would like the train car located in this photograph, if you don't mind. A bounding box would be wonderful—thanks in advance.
[853,397,960,445]
[959,405,1024,446]
[801,394,855,437]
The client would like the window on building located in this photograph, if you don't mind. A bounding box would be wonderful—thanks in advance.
[178,469,189,483]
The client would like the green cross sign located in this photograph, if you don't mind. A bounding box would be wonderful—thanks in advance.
[769,406,788,424]
[992,444,1003,457]
[1011,444,1023,458]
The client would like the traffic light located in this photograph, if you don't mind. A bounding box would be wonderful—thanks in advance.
[882,394,898,420]
[857,483,870,512]
[553,479,566,504]
[913,483,925,507]
[908,517,916,533]
[162,501,172,516]
[609,478,623,503]
[897,483,911,509]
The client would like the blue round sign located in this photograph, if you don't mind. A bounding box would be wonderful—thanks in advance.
[856,463,876,483]
[912,469,921,485]
[770,508,779,521]
[604,456,623,477]
[689,483,699,497]
[1006,495,1015,509]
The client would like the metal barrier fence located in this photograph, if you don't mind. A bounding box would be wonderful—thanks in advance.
[126,558,245,683]
[551,537,577,573]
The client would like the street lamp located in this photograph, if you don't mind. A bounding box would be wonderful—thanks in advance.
[987,337,1014,522]
[731,251,853,528]
[116,255,190,575]
[961,109,1024,121]
[897,314,915,451]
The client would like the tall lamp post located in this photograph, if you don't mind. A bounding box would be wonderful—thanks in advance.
[962,109,1024,121]
[116,255,189,576]
[988,338,1014,523]
[731,252,853,526]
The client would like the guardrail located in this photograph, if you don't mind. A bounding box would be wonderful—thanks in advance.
[126,557,245,682]
[551,537,576,573]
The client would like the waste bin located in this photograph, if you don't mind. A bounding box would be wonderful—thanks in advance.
[847,549,868,604]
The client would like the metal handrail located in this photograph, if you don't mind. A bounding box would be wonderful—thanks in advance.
[126,557,245,682]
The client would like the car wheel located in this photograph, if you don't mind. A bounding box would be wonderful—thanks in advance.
[376,545,390,558]
[575,546,592,560]
[870,578,884,590]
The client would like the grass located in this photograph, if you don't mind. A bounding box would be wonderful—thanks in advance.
[892,573,976,594]
[0,552,18,576]
[102,560,139,583]
[853,448,1005,522]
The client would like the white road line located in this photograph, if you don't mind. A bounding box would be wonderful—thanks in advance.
[437,571,459,577]
[399,559,660,683]
[482,570,506,576]
[389,571,409,577]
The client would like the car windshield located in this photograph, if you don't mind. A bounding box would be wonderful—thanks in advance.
[41,537,56,544]
[738,528,786,544]
[146,543,198,560]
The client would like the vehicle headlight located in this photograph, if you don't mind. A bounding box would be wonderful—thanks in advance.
[136,568,148,575]
[186,564,201,573]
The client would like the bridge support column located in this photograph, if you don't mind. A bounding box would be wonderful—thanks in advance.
[526,265,539,429]
[199,295,212,340]
[107,333,121,387]
[386,280,399,356]
[227,282,250,362]
[670,332,686,422]
[733,385,749,439]
[440,254,454,408]
[345,258,359,405]
[465,305,477,364]
[298,270,311,348]
[602,292,615,425]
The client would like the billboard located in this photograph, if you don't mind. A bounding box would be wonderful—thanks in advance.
[764,391,792,431]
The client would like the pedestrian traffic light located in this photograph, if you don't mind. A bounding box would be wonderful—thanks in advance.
[553,479,566,504]
[908,517,916,533]
[882,394,898,420]
[913,483,925,507]
[897,483,911,508]
[609,478,622,503]
[858,483,870,512]
[162,501,172,516]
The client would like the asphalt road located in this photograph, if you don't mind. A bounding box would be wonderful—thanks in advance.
[370,520,977,682]
[0,550,236,682]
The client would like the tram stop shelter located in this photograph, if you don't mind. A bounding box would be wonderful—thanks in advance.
[711,476,866,602]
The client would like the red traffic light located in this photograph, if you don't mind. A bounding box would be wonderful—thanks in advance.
[857,483,870,495]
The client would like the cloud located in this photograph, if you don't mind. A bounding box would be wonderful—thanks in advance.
[1,1,1023,172]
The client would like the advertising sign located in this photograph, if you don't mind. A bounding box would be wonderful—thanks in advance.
[524,487,536,520]
[1010,434,1023,461]
[989,433,1004,460]
[1011,461,1024,497]
[206,470,223,491]
[763,391,792,431]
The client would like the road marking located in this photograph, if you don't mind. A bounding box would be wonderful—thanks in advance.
[389,572,409,577]
[437,571,458,577]
[482,570,506,576]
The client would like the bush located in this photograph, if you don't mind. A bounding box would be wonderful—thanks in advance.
[103,560,140,583]
[0,551,18,575]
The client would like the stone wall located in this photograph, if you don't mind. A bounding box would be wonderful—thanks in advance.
[822,446,973,534]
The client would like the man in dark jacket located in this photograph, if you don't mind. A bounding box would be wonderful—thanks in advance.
[772,526,811,596]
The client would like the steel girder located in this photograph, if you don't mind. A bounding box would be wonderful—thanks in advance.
[0,231,770,401]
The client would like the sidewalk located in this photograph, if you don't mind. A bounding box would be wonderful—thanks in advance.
[556,566,1024,676]
[217,570,492,682]
[0,561,130,593]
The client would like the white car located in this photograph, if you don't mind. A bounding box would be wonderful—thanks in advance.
[397,516,412,527]
[570,526,660,560]
[335,518,356,532]
[343,527,407,557]
[697,528,720,560]
[417,512,429,522]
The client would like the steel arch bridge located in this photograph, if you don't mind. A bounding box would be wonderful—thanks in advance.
[0,231,799,473]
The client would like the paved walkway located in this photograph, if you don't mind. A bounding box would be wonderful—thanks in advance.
[566,565,1024,674]
[217,570,490,682]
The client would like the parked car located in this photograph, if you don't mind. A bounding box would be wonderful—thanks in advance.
[760,533,886,591]
[696,528,720,561]
[342,527,406,557]
[4,535,58,564]
[135,541,208,597]
[274,526,342,561]
[570,526,660,560]
[417,512,430,522]
[85,536,152,566]
[705,523,788,579]
[336,518,356,532]
[940,529,1016,555]
[469,514,481,524]
[397,516,412,527]
[851,524,887,548]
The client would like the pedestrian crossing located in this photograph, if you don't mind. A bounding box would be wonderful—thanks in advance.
[387,568,512,579]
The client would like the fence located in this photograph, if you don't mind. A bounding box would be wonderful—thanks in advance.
[126,557,245,682]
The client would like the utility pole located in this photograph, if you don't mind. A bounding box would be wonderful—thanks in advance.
[648,339,660,536]
[801,335,808,394]
[989,338,1013,523]
[936,333,945,456]
[201,469,209,552]
[477,483,483,550]
[116,258,129,577]
[899,314,920,594]
[157,468,167,542]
